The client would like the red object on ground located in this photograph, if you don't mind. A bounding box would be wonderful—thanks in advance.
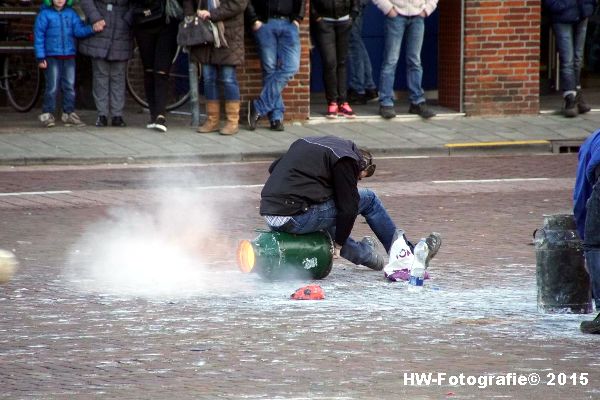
[290,284,325,300]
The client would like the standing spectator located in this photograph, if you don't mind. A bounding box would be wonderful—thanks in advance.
[372,0,437,119]
[245,0,305,131]
[130,0,182,132]
[184,0,248,135]
[311,0,359,118]
[79,0,133,128]
[544,0,597,118]
[347,0,377,105]
[574,129,600,334]
[34,0,98,128]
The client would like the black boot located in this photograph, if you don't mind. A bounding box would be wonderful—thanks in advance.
[576,92,591,114]
[563,94,578,118]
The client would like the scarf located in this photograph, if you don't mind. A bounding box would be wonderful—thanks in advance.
[207,0,228,48]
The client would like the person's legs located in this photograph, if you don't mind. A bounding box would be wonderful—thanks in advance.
[553,22,577,95]
[379,15,406,107]
[335,20,352,104]
[573,18,589,89]
[219,65,240,101]
[314,20,339,104]
[109,60,128,117]
[153,22,178,118]
[60,58,76,114]
[348,12,365,93]
[202,64,219,100]
[135,26,159,120]
[91,58,110,116]
[42,58,59,114]
[405,16,425,105]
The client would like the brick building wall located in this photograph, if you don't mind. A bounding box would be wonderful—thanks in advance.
[463,0,540,115]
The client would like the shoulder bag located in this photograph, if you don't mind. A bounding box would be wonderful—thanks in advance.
[177,15,215,46]
[132,0,165,25]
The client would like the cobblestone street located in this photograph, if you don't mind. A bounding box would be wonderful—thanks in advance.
[1,154,599,399]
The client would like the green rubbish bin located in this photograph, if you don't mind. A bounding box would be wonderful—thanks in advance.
[237,230,334,280]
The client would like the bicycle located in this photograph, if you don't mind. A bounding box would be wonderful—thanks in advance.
[0,3,42,112]
[126,45,193,111]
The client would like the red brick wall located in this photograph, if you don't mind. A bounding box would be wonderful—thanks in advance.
[238,2,312,124]
[463,0,540,115]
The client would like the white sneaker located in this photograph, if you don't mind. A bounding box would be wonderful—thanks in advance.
[153,115,167,132]
[61,112,85,127]
[39,113,55,128]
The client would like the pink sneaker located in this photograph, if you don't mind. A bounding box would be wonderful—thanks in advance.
[338,102,356,118]
[326,102,338,119]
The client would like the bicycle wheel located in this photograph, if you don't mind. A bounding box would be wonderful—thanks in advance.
[126,46,191,111]
[3,52,42,112]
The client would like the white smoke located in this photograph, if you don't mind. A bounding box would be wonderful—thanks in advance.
[65,171,253,299]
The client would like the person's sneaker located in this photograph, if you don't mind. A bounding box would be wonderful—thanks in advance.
[348,89,367,105]
[270,119,284,131]
[338,102,356,118]
[326,102,338,119]
[361,236,385,271]
[61,112,85,127]
[111,116,127,127]
[39,113,55,128]
[424,232,442,268]
[247,99,260,130]
[563,94,578,118]
[580,312,600,334]
[408,102,436,119]
[95,115,108,127]
[365,88,379,102]
[576,92,591,114]
[153,115,167,132]
[379,105,396,119]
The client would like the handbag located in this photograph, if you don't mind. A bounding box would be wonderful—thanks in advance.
[132,0,165,25]
[177,16,215,46]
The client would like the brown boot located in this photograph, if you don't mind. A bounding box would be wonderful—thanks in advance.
[197,101,220,133]
[220,101,240,135]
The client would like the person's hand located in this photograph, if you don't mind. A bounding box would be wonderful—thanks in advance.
[252,20,263,31]
[38,60,47,69]
[93,19,106,32]
[292,19,300,28]
[419,10,427,17]
[387,8,398,18]
[197,9,210,20]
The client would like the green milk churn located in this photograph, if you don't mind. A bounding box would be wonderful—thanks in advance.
[237,230,334,280]
[534,213,592,313]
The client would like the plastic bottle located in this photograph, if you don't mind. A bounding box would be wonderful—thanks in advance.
[409,239,429,289]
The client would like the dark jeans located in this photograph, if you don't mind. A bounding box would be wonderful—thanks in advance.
[133,20,178,119]
[313,19,353,104]
[553,18,588,95]
[42,57,76,114]
[585,177,600,308]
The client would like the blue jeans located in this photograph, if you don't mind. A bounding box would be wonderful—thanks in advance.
[584,178,600,308]
[553,18,588,95]
[269,188,397,266]
[202,64,240,101]
[42,57,76,114]
[348,9,376,93]
[253,18,300,122]
[379,15,425,106]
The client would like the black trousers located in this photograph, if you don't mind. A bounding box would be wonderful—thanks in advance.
[313,19,353,104]
[133,20,178,120]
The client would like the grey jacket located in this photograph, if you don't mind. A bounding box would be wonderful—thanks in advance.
[79,0,134,61]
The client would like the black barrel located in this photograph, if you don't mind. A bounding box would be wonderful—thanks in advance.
[535,214,592,313]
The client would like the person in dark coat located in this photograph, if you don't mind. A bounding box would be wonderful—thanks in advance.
[79,0,133,127]
[183,0,248,135]
[544,0,597,117]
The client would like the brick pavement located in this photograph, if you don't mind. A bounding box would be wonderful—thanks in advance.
[0,108,599,166]
[1,155,599,399]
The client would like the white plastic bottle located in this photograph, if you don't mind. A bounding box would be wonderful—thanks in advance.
[409,239,429,289]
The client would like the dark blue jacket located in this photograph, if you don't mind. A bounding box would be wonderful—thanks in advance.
[34,5,94,60]
[544,0,597,23]
[573,129,600,239]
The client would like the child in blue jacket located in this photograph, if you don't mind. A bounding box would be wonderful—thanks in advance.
[34,0,100,127]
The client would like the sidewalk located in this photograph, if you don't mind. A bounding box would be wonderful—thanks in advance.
[0,107,599,166]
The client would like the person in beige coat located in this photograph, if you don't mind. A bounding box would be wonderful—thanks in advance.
[184,0,247,135]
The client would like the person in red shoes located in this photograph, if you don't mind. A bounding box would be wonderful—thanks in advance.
[310,0,358,119]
